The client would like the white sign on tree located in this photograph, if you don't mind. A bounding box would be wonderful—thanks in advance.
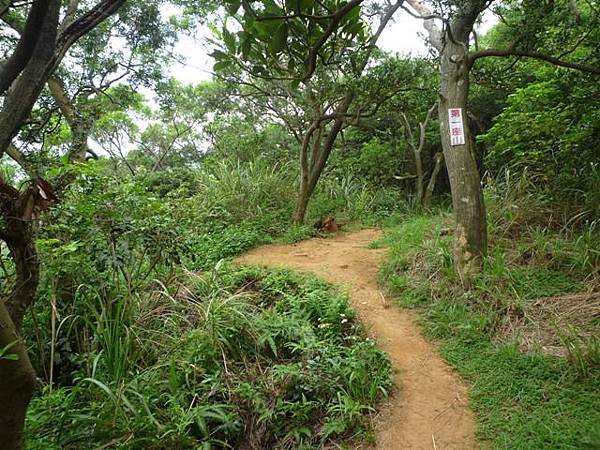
[448,108,465,146]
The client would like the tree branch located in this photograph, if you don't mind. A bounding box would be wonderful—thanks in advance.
[469,48,600,75]
[55,0,127,61]
[0,0,51,93]
[404,0,443,51]
[47,77,77,125]
[302,0,364,82]
[60,0,80,30]
[0,0,60,156]
[5,144,32,174]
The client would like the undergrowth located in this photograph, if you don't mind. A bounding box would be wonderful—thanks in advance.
[26,266,392,449]
[21,157,402,450]
[379,193,600,450]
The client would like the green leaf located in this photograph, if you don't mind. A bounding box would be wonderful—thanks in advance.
[253,20,280,42]
[213,60,232,72]
[344,21,363,36]
[240,37,252,59]
[270,22,288,53]
[210,50,228,61]
[226,0,241,15]
[341,4,360,26]
[0,341,19,361]
[223,28,236,53]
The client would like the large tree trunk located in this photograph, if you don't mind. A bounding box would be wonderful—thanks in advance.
[0,181,46,450]
[0,0,52,94]
[439,41,487,281]
[0,302,36,450]
[0,0,60,156]
[405,0,490,280]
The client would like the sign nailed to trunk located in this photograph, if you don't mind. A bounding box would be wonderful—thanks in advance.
[448,108,465,146]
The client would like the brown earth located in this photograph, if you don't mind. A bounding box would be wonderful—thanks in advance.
[236,228,477,450]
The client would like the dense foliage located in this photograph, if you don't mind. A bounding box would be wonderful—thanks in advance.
[480,74,600,214]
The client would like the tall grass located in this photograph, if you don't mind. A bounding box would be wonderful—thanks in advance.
[26,267,393,449]
[312,174,408,224]
[189,158,298,226]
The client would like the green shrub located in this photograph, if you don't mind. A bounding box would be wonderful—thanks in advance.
[480,79,600,214]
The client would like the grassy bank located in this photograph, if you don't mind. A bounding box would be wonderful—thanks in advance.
[378,199,600,449]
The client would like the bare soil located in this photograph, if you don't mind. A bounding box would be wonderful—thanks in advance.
[237,228,477,449]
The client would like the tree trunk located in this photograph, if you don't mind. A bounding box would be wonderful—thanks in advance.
[0,181,44,449]
[414,149,424,204]
[4,235,39,332]
[292,96,351,224]
[47,77,91,162]
[293,134,312,225]
[402,103,437,206]
[0,302,36,450]
[0,1,127,446]
[293,118,314,225]
[405,0,489,280]
[0,0,60,157]
[0,0,52,94]
[293,179,312,224]
[439,41,487,282]
[423,152,443,206]
[290,2,402,224]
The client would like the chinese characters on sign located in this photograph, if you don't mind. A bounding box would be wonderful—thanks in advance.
[448,108,465,146]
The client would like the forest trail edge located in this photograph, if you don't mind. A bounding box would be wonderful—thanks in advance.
[236,228,477,450]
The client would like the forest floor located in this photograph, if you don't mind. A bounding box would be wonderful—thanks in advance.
[237,228,478,450]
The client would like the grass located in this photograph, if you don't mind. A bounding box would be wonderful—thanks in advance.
[26,266,392,449]
[378,201,600,450]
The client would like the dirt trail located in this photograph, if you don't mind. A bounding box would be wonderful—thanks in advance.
[237,228,477,450]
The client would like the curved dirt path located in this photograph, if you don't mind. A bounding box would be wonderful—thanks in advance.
[237,228,477,449]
